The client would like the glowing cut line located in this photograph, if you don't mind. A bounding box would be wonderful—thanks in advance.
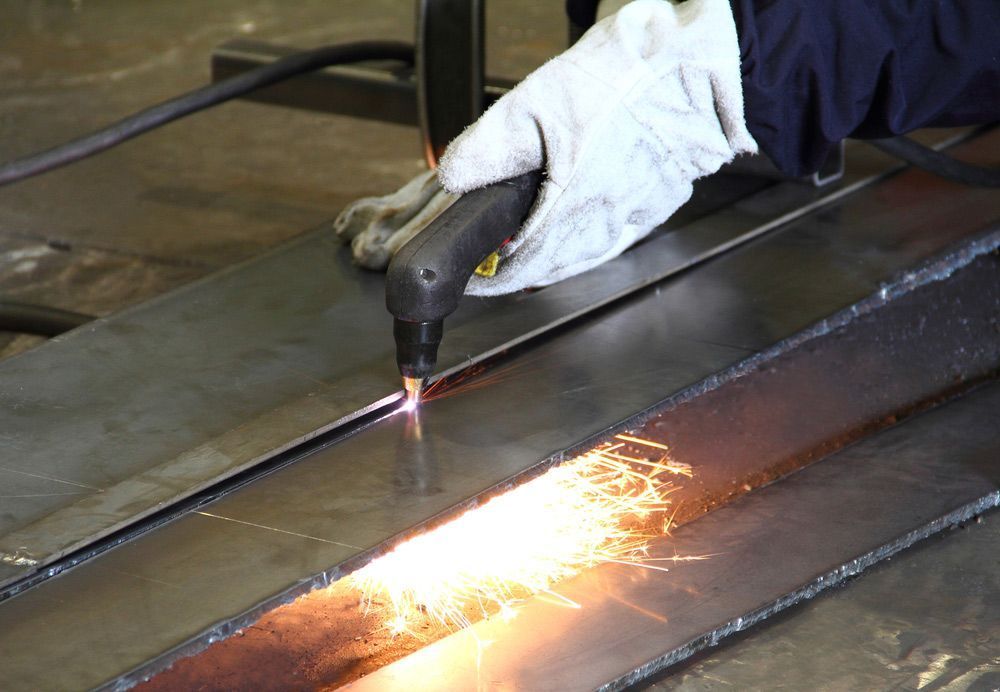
[344,434,692,636]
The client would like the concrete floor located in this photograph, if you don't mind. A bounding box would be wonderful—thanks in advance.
[0,0,565,357]
[1,3,997,690]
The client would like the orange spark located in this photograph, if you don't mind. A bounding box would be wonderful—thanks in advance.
[344,434,691,636]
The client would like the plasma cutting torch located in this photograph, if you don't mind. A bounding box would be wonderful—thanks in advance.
[386,170,541,403]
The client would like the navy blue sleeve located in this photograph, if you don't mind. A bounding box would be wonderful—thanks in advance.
[565,0,600,27]
[732,0,1000,176]
[569,0,1000,177]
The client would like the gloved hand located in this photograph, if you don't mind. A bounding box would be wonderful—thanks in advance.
[438,0,757,296]
[333,169,456,270]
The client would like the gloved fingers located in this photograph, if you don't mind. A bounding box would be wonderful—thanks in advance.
[453,0,756,297]
[465,183,663,297]
[350,186,456,270]
[333,169,441,242]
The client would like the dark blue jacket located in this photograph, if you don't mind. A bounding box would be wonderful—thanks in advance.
[566,0,1000,176]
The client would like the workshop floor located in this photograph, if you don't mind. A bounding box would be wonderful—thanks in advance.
[0,0,563,358]
[1,3,996,690]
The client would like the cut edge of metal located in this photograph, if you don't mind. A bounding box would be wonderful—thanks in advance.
[606,494,1000,692]
[105,225,999,692]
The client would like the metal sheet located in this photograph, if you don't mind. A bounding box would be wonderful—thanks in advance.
[347,382,1000,692]
[0,168,762,588]
[0,142,996,690]
[3,131,993,588]
[134,249,1000,690]
[644,511,1000,690]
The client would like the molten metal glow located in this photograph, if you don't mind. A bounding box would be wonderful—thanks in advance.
[345,435,691,636]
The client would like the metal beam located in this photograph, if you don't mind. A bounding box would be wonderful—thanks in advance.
[210,38,513,127]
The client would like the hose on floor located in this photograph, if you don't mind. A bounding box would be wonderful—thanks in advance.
[0,40,413,338]
[869,135,1000,188]
[0,40,414,188]
[0,301,94,337]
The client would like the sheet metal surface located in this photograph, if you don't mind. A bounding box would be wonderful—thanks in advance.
[0,133,996,690]
[0,173,768,586]
[0,132,992,589]
[348,382,1000,692]
[645,512,1000,691]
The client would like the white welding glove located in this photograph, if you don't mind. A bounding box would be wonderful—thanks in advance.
[438,0,757,296]
[334,169,456,270]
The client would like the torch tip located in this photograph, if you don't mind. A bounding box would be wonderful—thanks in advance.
[402,376,423,407]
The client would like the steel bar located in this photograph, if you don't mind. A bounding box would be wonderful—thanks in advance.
[348,383,1000,691]
[136,245,1000,691]
[0,154,996,689]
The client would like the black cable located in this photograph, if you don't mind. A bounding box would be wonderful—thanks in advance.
[0,301,94,337]
[869,135,1000,188]
[0,40,414,188]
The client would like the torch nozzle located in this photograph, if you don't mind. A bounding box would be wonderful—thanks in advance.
[403,376,424,406]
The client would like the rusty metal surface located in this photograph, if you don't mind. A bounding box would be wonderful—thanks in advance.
[347,382,1000,692]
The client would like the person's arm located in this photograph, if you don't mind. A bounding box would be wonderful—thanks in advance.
[734,0,1000,176]
[571,0,1000,175]
[341,0,999,292]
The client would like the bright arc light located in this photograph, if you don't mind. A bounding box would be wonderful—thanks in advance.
[344,434,691,636]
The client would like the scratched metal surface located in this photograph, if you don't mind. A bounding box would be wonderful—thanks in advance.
[0,137,997,689]
[347,383,1000,692]
[1,131,995,591]
[0,138,895,587]
[643,514,1000,691]
[0,170,760,588]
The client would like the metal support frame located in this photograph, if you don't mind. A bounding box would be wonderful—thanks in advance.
[211,39,513,127]
[211,0,495,165]
[416,0,485,166]
[210,12,844,187]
